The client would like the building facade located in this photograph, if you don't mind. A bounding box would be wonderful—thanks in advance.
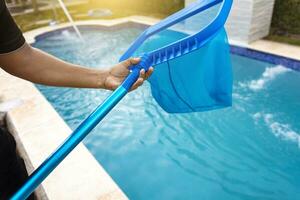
[185,0,276,43]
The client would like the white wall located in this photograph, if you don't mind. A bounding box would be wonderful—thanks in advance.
[185,0,276,43]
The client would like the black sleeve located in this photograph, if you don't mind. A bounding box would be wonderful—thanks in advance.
[0,0,25,54]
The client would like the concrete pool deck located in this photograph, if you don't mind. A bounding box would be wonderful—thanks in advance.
[0,16,299,199]
[0,70,128,199]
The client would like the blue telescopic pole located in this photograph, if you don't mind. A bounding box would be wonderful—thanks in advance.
[11,55,152,200]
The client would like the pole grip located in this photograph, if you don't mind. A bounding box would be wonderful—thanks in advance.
[122,54,152,91]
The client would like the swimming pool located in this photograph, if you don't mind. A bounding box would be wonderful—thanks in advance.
[33,25,300,200]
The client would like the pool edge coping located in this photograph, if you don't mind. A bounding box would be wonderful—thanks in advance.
[0,68,129,199]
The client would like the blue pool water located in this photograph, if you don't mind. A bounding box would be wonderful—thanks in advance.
[34,26,300,200]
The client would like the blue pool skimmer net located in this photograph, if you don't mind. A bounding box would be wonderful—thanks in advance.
[12,0,233,199]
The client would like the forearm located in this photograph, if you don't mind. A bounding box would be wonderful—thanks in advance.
[0,43,108,88]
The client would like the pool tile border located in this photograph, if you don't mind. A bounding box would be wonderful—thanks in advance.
[230,45,300,71]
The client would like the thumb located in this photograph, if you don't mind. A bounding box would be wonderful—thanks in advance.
[123,57,141,69]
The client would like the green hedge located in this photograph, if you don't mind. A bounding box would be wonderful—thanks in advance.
[89,0,184,16]
[271,0,300,35]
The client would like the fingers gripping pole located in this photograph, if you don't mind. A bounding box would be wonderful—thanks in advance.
[11,54,152,200]
[122,54,152,91]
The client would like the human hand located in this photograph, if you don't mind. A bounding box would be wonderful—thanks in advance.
[103,57,154,91]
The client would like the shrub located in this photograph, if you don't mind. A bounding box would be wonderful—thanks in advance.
[271,0,300,35]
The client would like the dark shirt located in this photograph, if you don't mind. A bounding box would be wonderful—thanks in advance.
[0,0,25,54]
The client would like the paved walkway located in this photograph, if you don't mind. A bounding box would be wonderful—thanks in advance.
[248,40,300,61]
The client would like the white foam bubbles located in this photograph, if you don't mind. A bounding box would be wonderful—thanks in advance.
[239,65,291,91]
[252,112,262,124]
[249,65,291,91]
[252,112,300,148]
[60,30,83,42]
[264,114,300,148]
[233,93,249,101]
[61,30,71,37]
